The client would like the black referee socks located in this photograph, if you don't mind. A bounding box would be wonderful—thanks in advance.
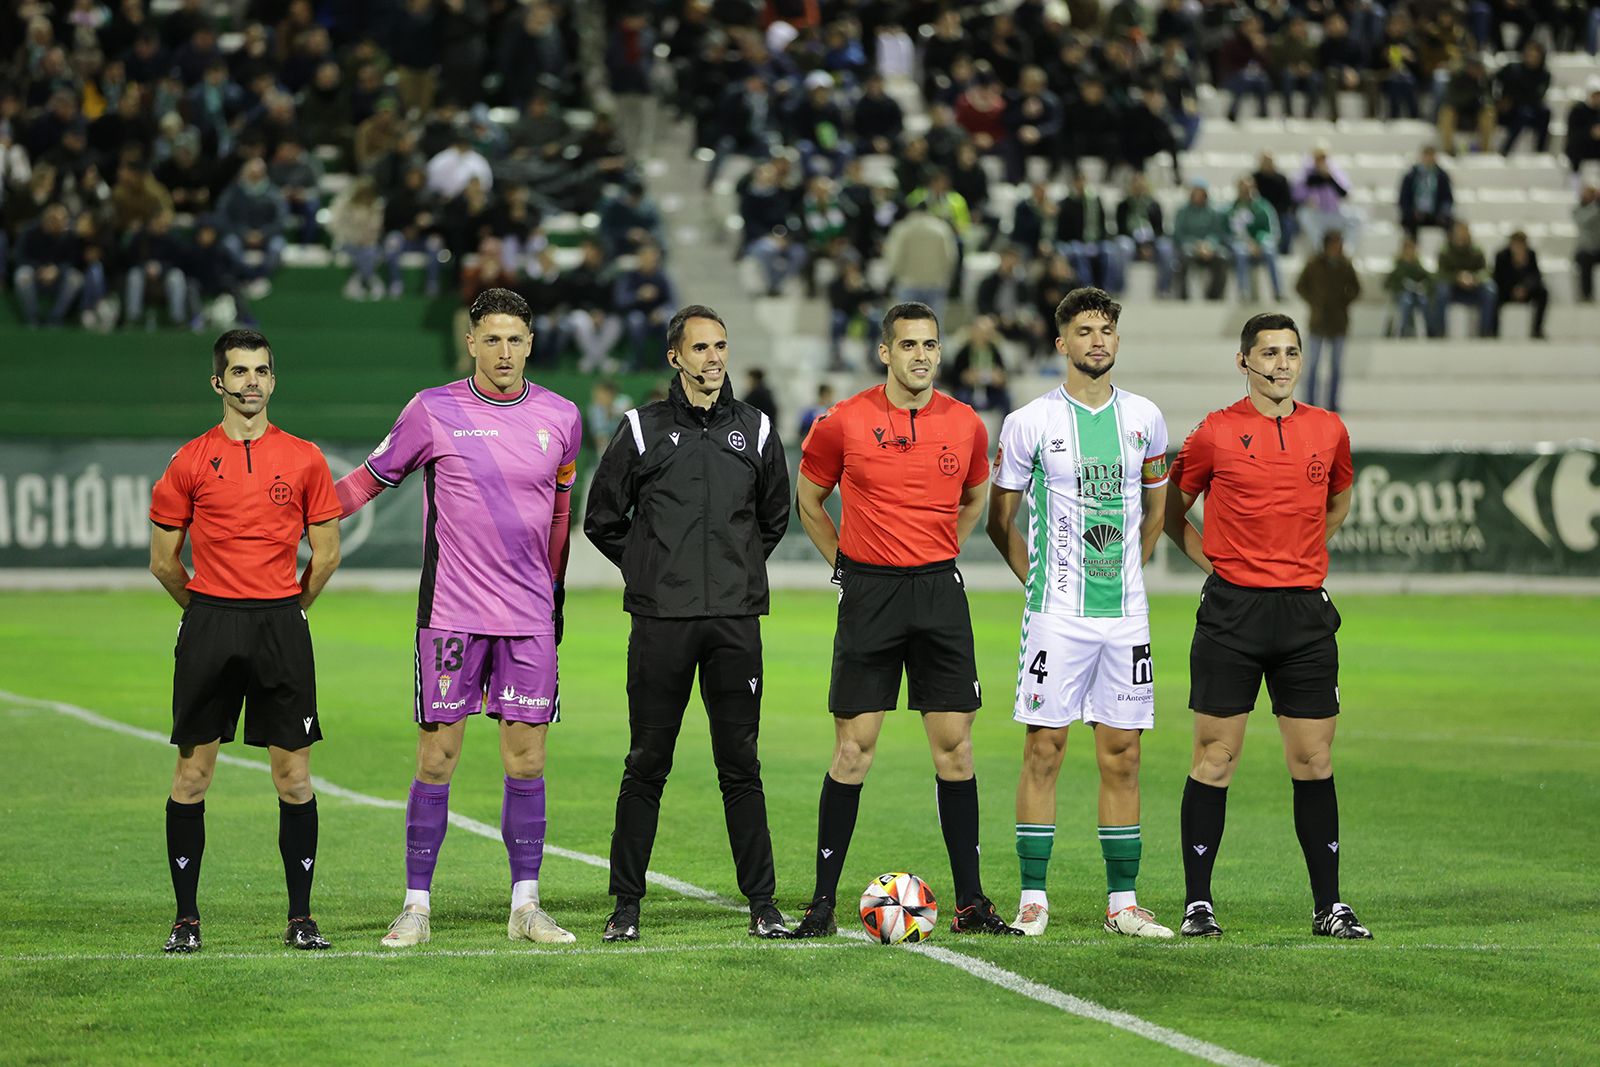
[1181,777,1228,907]
[279,796,319,919]
[936,775,983,909]
[166,797,205,921]
[1292,776,1341,913]
[813,775,862,903]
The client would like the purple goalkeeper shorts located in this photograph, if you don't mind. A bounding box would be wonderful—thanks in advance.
[414,628,560,725]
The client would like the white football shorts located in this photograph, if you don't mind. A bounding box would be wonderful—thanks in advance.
[1011,611,1155,730]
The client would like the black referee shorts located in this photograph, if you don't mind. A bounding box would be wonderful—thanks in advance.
[829,557,981,716]
[171,593,322,749]
[1188,574,1341,719]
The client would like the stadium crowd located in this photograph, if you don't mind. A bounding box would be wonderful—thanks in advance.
[0,0,655,340]
[1,0,1597,371]
[680,0,1598,386]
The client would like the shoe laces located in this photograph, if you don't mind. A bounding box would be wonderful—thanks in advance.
[1019,903,1046,923]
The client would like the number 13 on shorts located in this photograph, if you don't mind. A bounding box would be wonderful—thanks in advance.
[1012,611,1156,731]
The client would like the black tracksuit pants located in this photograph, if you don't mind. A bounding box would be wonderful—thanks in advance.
[609,615,776,906]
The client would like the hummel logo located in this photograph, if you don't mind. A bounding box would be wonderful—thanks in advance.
[748,677,758,694]
[820,849,833,859]
[1328,841,1339,853]
[1239,434,1253,449]
[303,717,313,734]
[301,858,314,871]
[209,457,221,471]
[669,431,680,445]
[1192,845,1208,856]
[176,857,189,869]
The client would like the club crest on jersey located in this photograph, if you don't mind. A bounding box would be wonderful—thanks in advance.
[1125,429,1149,452]
[1027,693,1044,711]
[439,674,452,699]
[537,429,551,453]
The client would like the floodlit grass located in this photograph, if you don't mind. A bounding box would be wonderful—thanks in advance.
[1,590,1596,1065]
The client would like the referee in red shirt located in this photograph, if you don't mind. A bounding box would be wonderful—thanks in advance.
[788,302,1021,938]
[1164,312,1371,940]
[148,329,342,953]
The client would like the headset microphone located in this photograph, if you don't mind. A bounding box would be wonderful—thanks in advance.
[1242,363,1281,384]
[670,356,707,385]
[215,377,258,402]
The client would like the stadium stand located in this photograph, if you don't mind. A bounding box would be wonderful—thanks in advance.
[1,0,1597,449]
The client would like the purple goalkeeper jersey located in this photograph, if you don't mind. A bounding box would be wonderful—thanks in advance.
[365,377,582,636]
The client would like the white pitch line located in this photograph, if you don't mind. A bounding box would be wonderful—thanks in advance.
[5,687,1273,1067]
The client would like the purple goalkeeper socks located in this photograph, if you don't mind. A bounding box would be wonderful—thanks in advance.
[502,776,547,884]
[405,780,450,891]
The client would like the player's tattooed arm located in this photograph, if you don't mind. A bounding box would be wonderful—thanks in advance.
[1139,483,1167,565]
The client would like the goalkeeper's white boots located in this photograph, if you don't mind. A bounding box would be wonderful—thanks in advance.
[380,905,431,948]
[508,902,576,944]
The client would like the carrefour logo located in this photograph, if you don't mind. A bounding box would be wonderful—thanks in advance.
[1504,452,1600,552]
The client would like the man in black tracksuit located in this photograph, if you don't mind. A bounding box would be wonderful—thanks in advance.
[584,303,793,942]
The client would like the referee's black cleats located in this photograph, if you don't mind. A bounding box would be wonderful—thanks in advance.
[748,902,791,939]
[603,902,641,943]
[163,918,201,953]
[950,895,1024,936]
[786,898,837,939]
[284,916,331,950]
[1180,903,1224,938]
[1313,903,1373,940]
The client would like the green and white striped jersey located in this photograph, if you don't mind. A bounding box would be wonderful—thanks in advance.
[993,385,1170,618]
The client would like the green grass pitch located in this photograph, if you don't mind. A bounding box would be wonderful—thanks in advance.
[1,589,1596,1066]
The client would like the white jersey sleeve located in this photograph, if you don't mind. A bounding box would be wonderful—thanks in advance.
[994,407,1041,491]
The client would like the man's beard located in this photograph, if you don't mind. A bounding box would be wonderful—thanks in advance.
[1071,354,1114,380]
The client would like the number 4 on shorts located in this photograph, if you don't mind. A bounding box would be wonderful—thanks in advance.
[1029,650,1048,683]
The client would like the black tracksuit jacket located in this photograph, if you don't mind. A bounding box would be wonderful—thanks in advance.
[584,377,790,618]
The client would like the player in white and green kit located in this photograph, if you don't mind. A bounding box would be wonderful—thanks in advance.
[986,287,1174,938]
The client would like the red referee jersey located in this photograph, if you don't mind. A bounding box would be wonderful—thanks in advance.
[150,424,341,600]
[1176,397,1352,589]
[799,385,989,568]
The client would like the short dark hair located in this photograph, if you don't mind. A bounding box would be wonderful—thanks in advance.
[1054,287,1121,334]
[881,302,939,347]
[1239,312,1302,355]
[468,287,532,328]
[667,304,727,352]
[212,329,273,379]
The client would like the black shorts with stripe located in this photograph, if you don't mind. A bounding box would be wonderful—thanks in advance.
[829,557,982,715]
[170,593,322,749]
[1188,574,1341,719]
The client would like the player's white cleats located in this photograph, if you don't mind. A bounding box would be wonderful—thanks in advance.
[380,906,431,948]
[508,903,576,945]
[1013,902,1049,937]
[1105,905,1175,939]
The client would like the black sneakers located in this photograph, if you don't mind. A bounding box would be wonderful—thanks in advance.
[1313,903,1373,940]
[950,895,1024,935]
[786,898,837,939]
[748,902,790,939]
[603,901,641,943]
[1180,903,1224,938]
[163,918,201,953]
[284,916,331,950]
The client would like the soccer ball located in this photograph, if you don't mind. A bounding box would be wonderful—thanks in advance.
[859,872,937,944]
